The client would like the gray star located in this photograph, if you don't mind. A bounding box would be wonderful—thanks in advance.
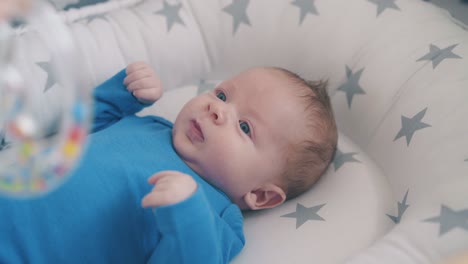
[424,205,468,236]
[154,0,185,32]
[368,0,401,17]
[0,130,11,151]
[282,203,325,229]
[337,66,366,109]
[10,17,27,28]
[394,107,431,146]
[62,0,108,10]
[222,0,251,35]
[291,0,319,25]
[197,79,217,95]
[36,61,57,92]
[83,13,108,24]
[386,189,409,223]
[50,0,81,10]
[333,148,360,171]
[416,44,462,69]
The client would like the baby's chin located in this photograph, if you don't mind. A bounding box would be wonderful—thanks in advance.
[170,131,240,203]
[171,140,203,177]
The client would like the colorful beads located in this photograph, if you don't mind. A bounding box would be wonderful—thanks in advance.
[0,101,89,197]
[0,0,91,198]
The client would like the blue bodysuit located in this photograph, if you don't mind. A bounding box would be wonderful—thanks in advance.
[0,70,245,263]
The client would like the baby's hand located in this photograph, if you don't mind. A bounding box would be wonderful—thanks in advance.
[141,171,197,208]
[124,61,163,105]
[0,0,30,21]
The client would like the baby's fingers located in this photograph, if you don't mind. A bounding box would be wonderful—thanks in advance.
[124,67,154,87]
[127,77,161,93]
[141,191,172,208]
[143,171,198,208]
[132,88,161,105]
[147,172,165,185]
[125,61,148,75]
[147,171,178,185]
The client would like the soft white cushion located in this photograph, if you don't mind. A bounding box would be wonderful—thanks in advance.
[7,0,468,263]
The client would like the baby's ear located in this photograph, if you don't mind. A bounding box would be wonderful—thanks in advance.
[243,183,286,210]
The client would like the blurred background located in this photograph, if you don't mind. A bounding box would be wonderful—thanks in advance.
[44,0,468,25]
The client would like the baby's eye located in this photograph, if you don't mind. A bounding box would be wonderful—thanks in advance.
[216,91,227,102]
[239,121,251,136]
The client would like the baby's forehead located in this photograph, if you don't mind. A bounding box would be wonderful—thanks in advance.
[225,69,308,109]
[231,67,299,90]
[238,66,290,79]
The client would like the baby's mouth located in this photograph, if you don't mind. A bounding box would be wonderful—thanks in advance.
[188,120,205,142]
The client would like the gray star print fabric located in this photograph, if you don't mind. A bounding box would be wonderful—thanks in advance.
[6,0,468,263]
[47,0,109,10]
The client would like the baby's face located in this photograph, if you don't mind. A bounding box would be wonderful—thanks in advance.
[172,68,307,208]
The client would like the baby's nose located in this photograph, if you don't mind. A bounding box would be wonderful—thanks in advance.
[208,101,228,125]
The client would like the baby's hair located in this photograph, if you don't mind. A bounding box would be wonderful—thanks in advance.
[272,67,338,200]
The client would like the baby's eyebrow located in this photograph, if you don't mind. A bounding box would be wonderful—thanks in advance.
[248,107,264,126]
[222,81,236,92]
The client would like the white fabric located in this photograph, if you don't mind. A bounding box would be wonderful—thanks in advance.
[10,0,468,263]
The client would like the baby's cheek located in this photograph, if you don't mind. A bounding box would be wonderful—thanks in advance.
[211,137,242,159]
[223,142,252,169]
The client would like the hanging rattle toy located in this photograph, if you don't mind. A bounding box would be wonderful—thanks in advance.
[0,0,91,198]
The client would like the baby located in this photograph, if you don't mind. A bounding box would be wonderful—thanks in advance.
[0,62,337,264]
[139,62,338,208]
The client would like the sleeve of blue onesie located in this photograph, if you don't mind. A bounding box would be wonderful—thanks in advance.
[146,185,245,264]
[91,69,152,133]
